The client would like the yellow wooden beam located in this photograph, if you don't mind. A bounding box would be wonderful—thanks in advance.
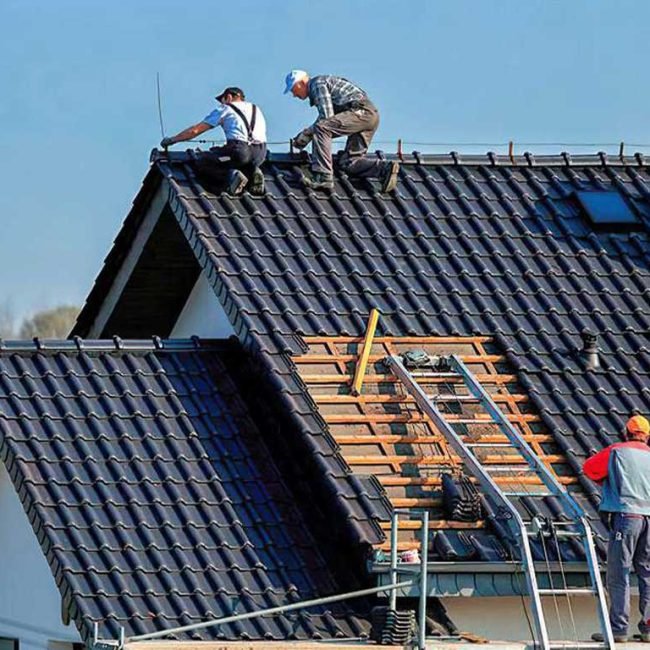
[351,308,380,396]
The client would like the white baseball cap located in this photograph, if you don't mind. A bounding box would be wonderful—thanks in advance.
[284,69,308,94]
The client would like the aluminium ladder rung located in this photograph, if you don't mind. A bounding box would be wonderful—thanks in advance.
[448,418,511,424]
[548,641,609,650]
[466,442,516,448]
[549,644,608,650]
[483,465,539,472]
[527,530,583,539]
[538,588,595,596]
[549,641,609,650]
[503,491,554,497]
[427,394,479,402]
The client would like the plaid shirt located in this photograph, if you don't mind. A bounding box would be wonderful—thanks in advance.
[308,75,367,121]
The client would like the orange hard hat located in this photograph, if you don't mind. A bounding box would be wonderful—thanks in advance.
[627,415,650,436]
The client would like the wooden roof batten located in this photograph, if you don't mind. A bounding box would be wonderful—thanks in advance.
[293,331,572,552]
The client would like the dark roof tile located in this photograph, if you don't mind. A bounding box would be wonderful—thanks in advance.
[73,151,650,563]
[0,340,370,642]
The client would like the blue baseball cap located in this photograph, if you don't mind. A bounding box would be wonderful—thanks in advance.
[284,69,308,94]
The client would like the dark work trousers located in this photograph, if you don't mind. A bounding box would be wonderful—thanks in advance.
[194,140,266,184]
[310,99,389,178]
[606,512,650,636]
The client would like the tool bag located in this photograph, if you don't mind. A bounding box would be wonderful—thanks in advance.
[441,473,483,522]
[401,349,451,371]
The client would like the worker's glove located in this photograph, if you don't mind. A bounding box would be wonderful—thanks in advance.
[292,130,313,150]
[160,137,174,149]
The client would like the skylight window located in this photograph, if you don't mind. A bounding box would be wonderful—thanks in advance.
[575,190,641,230]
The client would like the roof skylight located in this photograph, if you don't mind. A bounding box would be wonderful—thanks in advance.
[575,190,641,230]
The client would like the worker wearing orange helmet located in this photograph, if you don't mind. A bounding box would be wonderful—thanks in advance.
[584,415,650,643]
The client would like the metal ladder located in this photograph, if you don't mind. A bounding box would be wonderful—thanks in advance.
[386,352,614,650]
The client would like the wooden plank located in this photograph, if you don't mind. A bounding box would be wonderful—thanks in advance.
[351,308,380,396]
[345,454,565,465]
[391,497,442,508]
[125,643,405,650]
[313,394,529,404]
[324,413,540,424]
[334,434,554,445]
[302,336,494,344]
[127,643,405,650]
[300,373,518,384]
[378,475,578,487]
[293,353,506,364]
[379,520,486,531]
[325,338,403,474]
[377,540,428,551]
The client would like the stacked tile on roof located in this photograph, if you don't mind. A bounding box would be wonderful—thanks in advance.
[0,339,369,642]
[74,150,650,561]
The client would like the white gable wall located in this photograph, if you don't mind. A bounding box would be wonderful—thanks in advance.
[0,464,81,650]
[444,593,641,642]
[170,272,234,339]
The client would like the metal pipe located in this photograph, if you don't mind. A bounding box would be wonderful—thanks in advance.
[389,510,399,611]
[418,510,429,650]
[126,579,415,643]
[581,332,600,370]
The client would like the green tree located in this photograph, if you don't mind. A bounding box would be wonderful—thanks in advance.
[18,305,79,339]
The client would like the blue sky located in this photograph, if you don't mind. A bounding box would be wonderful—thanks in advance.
[1,0,649,320]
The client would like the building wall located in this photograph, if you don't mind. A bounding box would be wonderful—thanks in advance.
[0,464,81,650]
[170,272,234,339]
[444,594,640,641]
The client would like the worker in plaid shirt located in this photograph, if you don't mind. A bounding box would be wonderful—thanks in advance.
[284,70,400,192]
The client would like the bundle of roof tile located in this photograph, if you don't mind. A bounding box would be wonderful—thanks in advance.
[370,607,416,645]
[442,473,483,522]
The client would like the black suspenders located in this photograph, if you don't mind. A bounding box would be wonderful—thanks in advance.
[228,103,258,144]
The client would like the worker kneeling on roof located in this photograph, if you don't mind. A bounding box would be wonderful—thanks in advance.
[583,414,650,643]
[161,86,267,195]
[284,70,400,192]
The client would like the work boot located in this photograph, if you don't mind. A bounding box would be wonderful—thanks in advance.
[380,161,400,193]
[301,171,334,191]
[637,633,650,642]
[591,632,628,643]
[249,168,265,195]
[227,169,248,195]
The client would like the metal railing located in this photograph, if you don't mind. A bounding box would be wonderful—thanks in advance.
[95,580,421,648]
[94,509,432,650]
[388,509,430,650]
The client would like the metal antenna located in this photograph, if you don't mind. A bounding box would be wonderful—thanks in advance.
[156,72,166,140]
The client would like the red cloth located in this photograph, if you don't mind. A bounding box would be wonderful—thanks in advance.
[583,441,650,482]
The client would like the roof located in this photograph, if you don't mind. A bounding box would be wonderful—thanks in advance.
[0,338,370,642]
[292,333,594,563]
[73,149,650,563]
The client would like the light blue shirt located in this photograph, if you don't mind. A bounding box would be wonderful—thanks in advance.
[202,101,267,144]
[601,445,650,515]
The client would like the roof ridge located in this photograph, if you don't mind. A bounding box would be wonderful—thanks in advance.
[151,148,649,168]
[0,336,237,353]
